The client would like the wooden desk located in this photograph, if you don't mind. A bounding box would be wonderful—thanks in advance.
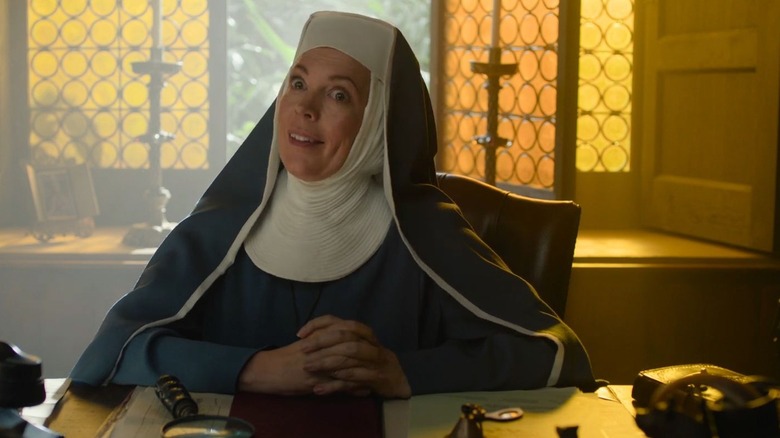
[41,382,645,437]
[46,383,133,438]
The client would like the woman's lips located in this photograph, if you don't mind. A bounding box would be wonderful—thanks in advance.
[288,132,323,146]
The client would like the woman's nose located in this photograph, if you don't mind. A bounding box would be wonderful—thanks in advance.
[295,95,320,120]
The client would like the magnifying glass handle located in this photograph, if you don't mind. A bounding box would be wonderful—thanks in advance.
[155,374,199,418]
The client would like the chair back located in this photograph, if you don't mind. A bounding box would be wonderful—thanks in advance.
[436,172,581,317]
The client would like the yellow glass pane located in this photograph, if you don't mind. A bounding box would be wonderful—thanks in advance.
[91,80,118,107]
[500,15,518,45]
[518,50,539,81]
[518,84,537,114]
[181,0,207,16]
[181,81,208,108]
[62,80,89,106]
[604,53,631,81]
[578,53,601,81]
[62,18,88,46]
[606,0,633,19]
[602,143,629,171]
[121,19,147,46]
[540,12,558,44]
[61,0,87,16]
[91,50,118,77]
[578,83,600,111]
[537,155,554,187]
[93,111,118,138]
[605,22,632,50]
[496,150,515,180]
[515,153,535,183]
[33,113,59,138]
[517,120,536,151]
[580,0,603,20]
[31,51,58,77]
[181,20,208,46]
[32,81,59,106]
[122,112,147,137]
[181,142,208,169]
[603,84,630,111]
[538,84,556,116]
[602,115,628,142]
[31,0,57,16]
[121,0,146,16]
[538,120,555,153]
[62,51,88,77]
[576,143,599,171]
[579,22,602,50]
[181,52,207,78]
[577,114,599,141]
[123,81,149,107]
[91,19,118,46]
[181,112,207,139]
[519,13,540,45]
[123,142,147,168]
[30,19,58,46]
[90,2,116,17]
[539,49,557,81]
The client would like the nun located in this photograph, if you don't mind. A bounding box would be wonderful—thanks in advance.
[70,11,597,398]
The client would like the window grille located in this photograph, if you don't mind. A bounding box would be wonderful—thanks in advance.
[437,0,635,192]
[577,0,633,172]
[27,0,211,170]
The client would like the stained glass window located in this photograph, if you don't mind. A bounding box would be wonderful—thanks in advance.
[577,0,634,172]
[438,0,635,193]
[27,0,211,170]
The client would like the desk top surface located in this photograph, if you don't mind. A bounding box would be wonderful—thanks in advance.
[37,380,645,438]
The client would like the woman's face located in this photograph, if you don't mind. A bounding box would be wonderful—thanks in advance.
[277,47,371,182]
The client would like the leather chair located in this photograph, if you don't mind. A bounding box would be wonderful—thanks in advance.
[436,172,581,318]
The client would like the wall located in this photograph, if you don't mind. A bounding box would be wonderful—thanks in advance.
[567,263,780,384]
[0,262,144,377]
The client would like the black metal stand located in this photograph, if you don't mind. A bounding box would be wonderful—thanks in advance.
[470,47,517,186]
[123,18,182,247]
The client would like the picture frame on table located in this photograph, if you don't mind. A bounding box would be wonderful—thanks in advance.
[25,163,99,241]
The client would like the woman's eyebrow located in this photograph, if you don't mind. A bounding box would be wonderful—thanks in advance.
[291,64,360,91]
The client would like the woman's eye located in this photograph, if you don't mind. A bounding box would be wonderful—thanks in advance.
[290,78,305,89]
[330,90,349,102]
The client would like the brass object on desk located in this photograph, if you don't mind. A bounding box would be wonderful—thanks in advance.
[446,402,524,438]
[155,374,255,437]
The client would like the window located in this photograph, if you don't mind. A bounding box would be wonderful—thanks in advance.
[26,0,212,170]
[436,0,634,198]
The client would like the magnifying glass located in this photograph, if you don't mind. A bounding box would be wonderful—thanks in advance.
[155,375,255,438]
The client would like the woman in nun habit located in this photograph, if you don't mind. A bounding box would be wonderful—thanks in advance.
[70,11,597,398]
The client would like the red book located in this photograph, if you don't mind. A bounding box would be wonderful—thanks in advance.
[229,392,383,438]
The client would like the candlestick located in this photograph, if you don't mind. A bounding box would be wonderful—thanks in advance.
[123,0,182,247]
[491,0,501,48]
[151,0,162,48]
[471,0,516,186]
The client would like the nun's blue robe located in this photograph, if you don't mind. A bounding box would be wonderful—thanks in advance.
[111,226,555,394]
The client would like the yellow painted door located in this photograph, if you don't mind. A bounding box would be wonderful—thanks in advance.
[639,0,779,251]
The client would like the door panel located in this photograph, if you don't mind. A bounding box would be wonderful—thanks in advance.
[640,0,779,251]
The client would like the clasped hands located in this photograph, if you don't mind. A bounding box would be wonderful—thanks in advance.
[238,315,411,399]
